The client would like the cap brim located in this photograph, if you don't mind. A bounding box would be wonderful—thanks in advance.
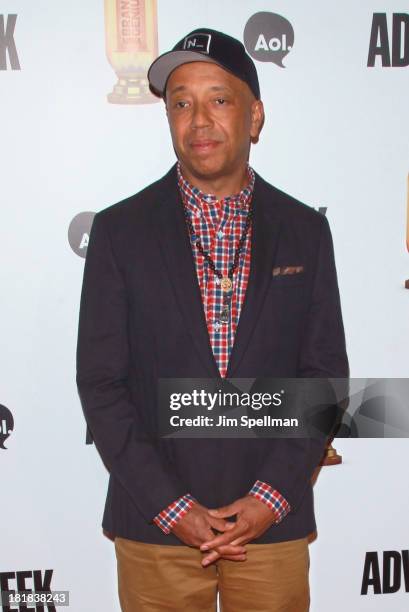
[148,50,218,96]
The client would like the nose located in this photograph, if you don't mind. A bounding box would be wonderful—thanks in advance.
[191,101,212,130]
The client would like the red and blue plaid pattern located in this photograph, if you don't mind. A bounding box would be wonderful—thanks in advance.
[248,480,291,523]
[152,165,291,533]
[178,162,254,378]
[153,493,197,534]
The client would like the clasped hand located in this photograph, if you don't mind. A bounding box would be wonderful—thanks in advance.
[171,495,278,567]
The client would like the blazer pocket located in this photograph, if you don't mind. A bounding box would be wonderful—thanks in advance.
[270,275,305,288]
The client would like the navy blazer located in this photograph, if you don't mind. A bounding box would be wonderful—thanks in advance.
[76,164,348,545]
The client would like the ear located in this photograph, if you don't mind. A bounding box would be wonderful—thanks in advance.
[250,100,265,144]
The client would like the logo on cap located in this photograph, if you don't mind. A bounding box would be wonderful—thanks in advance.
[183,33,211,54]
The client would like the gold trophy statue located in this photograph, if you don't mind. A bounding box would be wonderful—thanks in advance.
[321,441,342,465]
[104,0,159,104]
[321,388,349,466]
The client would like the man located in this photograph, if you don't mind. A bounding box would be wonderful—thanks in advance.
[76,28,348,612]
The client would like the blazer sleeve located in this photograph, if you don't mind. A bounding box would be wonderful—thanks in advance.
[76,212,187,522]
[256,215,349,513]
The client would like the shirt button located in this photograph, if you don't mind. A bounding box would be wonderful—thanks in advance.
[217,230,224,239]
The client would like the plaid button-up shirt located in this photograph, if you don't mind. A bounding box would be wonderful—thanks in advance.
[153,164,291,534]
[178,162,254,377]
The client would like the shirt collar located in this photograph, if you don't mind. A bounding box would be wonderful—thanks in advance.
[177,161,255,213]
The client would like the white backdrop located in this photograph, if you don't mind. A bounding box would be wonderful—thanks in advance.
[1,1,408,610]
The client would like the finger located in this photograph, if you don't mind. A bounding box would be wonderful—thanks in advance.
[201,546,246,566]
[200,522,248,551]
[208,501,241,518]
[202,550,221,566]
[199,530,245,555]
[217,554,247,562]
[228,536,248,547]
[207,516,236,532]
[217,544,246,555]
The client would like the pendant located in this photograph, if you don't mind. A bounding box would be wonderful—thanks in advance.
[217,288,233,324]
[218,304,230,323]
[220,277,233,292]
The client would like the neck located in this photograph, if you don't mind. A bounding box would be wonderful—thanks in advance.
[179,164,249,200]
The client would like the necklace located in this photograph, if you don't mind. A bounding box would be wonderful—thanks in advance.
[183,198,253,324]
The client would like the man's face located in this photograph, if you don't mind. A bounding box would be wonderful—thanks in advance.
[165,62,264,184]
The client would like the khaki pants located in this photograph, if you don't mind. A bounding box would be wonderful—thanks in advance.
[115,537,310,612]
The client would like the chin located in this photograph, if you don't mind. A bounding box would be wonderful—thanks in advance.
[189,161,227,179]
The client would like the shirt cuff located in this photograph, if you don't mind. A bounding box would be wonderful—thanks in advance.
[248,480,291,524]
[152,493,197,534]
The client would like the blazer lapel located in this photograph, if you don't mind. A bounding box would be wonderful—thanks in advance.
[226,174,281,377]
[154,167,221,378]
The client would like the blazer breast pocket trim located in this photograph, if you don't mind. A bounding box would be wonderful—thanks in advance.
[271,265,305,288]
[272,265,304,277]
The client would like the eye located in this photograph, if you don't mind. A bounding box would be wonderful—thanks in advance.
[215,97,226,105]
[174,100,189,109]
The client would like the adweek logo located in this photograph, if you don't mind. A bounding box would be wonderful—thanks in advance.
[361,550,409,595]
[68,212,95,258]
[0,14,20,70]
[0,569,58,611]
[367,13,409,67]
[244,12,294,68]
[0,404,14,450]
